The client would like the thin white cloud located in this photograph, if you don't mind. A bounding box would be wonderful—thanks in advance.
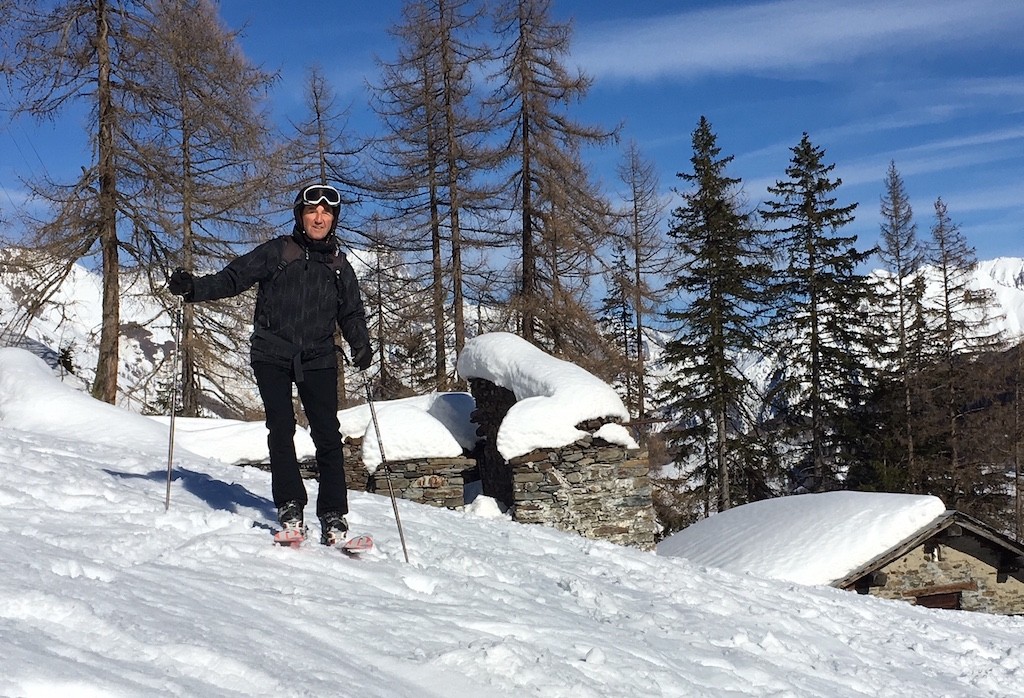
[572,0,1024,82]
[819,125,1024,191]
[937,181,1024,216]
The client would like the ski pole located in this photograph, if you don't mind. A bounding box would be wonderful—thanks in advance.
[165,297,183,511]
[365,383,410,563]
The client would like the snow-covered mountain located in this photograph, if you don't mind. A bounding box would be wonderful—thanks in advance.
[1,346,1023,696]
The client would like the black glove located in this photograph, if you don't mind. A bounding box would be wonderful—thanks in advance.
[168,267,194,298]
[351,344,372,371]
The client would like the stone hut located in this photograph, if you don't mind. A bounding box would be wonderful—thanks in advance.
[274,333,657,549]
[458,333,657,550]
[467,376,656,549]
[834,511,1024,614]
[658,491,1024,615]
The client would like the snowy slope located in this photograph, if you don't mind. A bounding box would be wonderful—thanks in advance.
[2,351,1024,696]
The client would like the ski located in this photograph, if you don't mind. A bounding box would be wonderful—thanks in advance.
[273,527,307,548]
[338,534,374,556]
[271,528,373,555]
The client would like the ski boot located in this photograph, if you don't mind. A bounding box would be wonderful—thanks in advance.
[273,500,307,547]
[319,511,349,547]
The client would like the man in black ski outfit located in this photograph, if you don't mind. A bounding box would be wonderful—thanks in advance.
[168,184,371,546]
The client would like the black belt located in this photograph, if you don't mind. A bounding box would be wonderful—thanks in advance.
[253,328,307,382]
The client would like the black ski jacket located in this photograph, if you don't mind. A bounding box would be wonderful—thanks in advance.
[189,231,370,379]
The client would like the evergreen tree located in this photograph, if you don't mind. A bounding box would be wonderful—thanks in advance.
[660,117,773,512]
[922,197,1005,510]
[857,162,930,491]
[759,133,874,490]
[597,243,638,410]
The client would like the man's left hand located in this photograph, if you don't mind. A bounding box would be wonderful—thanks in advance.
[351,344,372,371]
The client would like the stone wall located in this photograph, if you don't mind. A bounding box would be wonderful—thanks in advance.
[343,440,476,510]
[509,436,656,550]
[858,533,1024,615]
[274,375,658,550]
[342,442,370,492]
[468,377,657,550]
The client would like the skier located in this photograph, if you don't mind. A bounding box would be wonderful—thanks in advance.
[167,183,372,546]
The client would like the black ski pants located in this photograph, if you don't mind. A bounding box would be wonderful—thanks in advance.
[253,361,348,518]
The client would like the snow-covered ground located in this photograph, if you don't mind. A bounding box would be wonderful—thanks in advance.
[2,348,1023,697]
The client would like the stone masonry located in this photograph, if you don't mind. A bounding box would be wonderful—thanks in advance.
[271,376,658,550]
[469,378,657,550]
[343,440,476,510]
[861,533,1024,614]
[508,437,657,550]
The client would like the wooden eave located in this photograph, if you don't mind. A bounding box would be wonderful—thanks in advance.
[832,511,1024,590]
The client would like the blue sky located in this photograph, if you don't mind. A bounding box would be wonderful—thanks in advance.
[3,0,1023,263]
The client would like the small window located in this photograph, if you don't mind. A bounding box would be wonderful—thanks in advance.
[915,592,961,610]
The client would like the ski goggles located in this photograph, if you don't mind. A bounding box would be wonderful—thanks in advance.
[299,184,341,207]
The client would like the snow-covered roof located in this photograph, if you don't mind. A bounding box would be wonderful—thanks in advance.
[656,491,948,586]
[456,332,633,460]
[337,393,477,473]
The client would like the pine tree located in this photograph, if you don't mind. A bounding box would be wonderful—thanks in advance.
[597,243,638,410]
[660,117,774,512]
[759,133,874,491]
[922,197,1005,510]
[867,162,929,491]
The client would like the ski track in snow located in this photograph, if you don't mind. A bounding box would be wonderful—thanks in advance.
[2,425,1024,697]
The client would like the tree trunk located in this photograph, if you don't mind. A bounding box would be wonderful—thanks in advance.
[520,107,535,342]
[91,0,120,404]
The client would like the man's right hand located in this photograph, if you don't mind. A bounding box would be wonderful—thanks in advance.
[168,268,194,298]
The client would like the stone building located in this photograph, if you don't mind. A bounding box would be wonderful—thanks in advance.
[335,381,657,551]
[834,511,1024,614]
[657,490,1024,615]
[326,332,659,550]
[467,377,656,550]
